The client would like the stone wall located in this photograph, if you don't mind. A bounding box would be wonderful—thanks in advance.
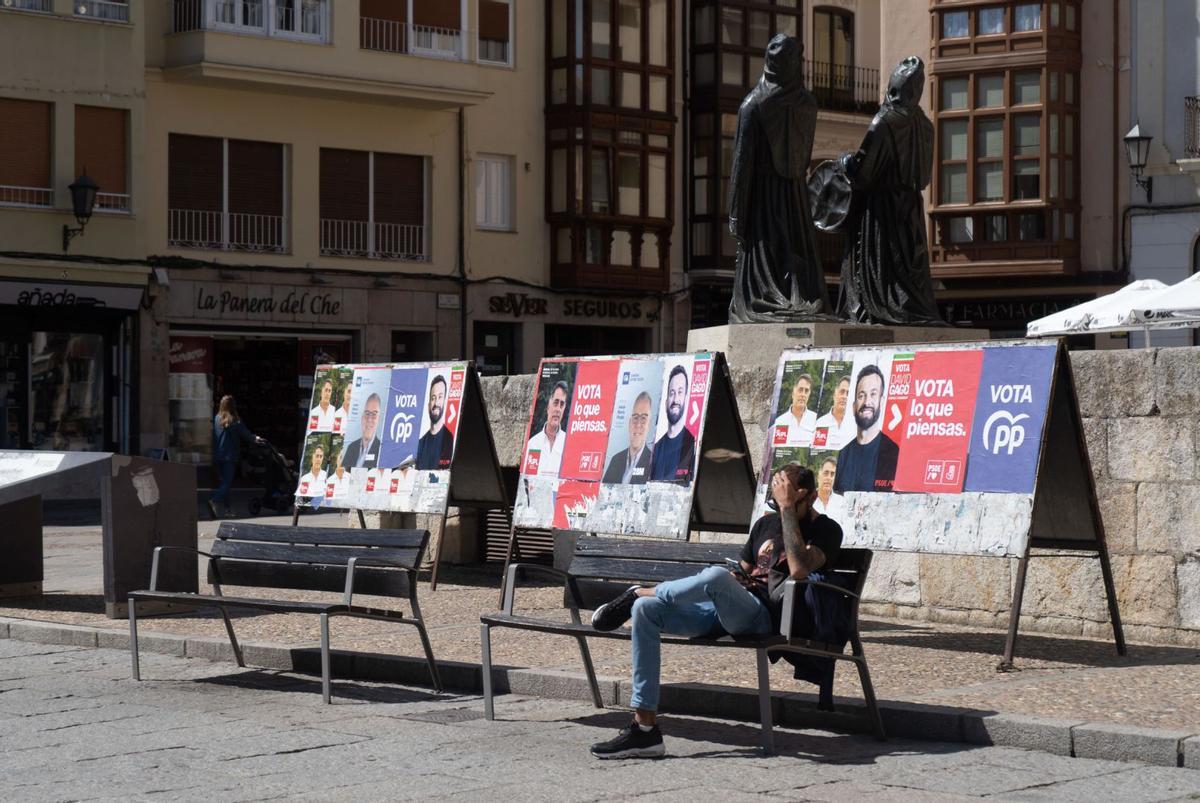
[480,346,1200,647]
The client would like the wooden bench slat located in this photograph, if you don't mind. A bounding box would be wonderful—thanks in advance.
[565,556,727,584]
[211,540,422,569]
[572,538,742,563]
[217,522,427,550]
[209,562,414,598]
[480,612,786,648]
[130,590,407,620]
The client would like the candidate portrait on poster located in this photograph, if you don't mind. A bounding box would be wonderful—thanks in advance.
[416,372,455,471]
[601,360,661,486]
[648,361,697,485]
[341,391,383,470]
[772,359,825,447]
[523,362,576,478]
[833,355,899,493]
[307,373,337,433]
[812,361,856,450]
[330,369,353,435]
[810,451,846,522]
[296,435,331,498]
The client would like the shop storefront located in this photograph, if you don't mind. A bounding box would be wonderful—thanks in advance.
[466,284,669,375]
[156,270,461,468]
[0,277,144,453]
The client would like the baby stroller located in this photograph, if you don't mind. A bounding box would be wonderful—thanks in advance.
[241,439,298,516]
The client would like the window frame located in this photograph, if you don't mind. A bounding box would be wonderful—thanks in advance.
[476,0,515,67]
[475,153,514,231]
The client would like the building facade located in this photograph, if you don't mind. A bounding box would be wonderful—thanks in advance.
[0,0,1159,465]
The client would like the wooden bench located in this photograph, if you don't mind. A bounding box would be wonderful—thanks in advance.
[128,522,441,702]
[479,537,883,752]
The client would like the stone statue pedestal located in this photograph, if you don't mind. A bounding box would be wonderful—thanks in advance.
[686,322,991,371]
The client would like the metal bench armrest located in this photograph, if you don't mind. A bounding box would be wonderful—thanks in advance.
[150,545,214,592]
[778,577,862,638]
[501,563,571,615]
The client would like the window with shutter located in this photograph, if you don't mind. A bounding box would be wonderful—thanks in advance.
[75,106,129,212]
[168,133,286,252]
[0,97,53,207]
[479,0,511,64]
[319,148,428,261]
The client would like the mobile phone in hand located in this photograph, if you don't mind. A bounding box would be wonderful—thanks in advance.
[724,557,753,582]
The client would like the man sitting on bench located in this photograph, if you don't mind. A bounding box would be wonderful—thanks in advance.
[588,463,843,759]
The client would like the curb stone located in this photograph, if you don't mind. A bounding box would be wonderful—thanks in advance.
[0,615,1191,767]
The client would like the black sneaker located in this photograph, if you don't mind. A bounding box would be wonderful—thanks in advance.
[590,719,665,760]
[206,500,220,520]
[590,585,642,631]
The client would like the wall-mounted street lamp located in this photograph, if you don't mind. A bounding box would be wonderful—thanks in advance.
[1124,123,1154,204]
[62,171,99,252]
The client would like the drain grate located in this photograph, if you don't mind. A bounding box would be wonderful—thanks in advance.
[401,707,486,724]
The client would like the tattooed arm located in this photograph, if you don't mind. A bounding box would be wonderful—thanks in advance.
[771,471,828,580]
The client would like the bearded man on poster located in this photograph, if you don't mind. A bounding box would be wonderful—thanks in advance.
[648,366,695,485]
[416,374,454,470]
[832,365,898,493]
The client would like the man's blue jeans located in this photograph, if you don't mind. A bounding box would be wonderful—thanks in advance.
[629,565,773,712]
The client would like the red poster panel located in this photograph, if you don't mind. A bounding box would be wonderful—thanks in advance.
[560,359,620,481]
[883,353,913,444]
[685,357,711,440]
[894,350,984,493]
[553,480,601,529]
[444,367,466,437]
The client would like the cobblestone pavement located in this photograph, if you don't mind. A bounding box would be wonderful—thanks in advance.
[4,640,1200,802]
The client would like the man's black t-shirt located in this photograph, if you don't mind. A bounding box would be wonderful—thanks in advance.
[738,512,843,625]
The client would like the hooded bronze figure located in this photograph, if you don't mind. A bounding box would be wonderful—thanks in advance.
[835,57,944,326]
[727,35,832,324]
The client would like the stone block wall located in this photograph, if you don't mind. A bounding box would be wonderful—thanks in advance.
[481,346,1200,647]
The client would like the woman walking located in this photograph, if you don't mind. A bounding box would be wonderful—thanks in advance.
[210,395,263,519]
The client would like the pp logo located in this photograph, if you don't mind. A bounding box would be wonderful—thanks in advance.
[390,411,415,443]
[982,410,1030,455]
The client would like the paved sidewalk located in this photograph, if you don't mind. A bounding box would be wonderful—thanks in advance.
[5,639,1200,802]
[5,515,1200,764]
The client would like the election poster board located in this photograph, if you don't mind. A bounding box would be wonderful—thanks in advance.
[509,351,754,542]
[293,361,507,580]
[755,339,1123,667]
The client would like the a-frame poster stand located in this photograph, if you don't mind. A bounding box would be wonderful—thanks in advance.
[292,363,508,590]
[1001,340,1125,669]
[499,352,756,604]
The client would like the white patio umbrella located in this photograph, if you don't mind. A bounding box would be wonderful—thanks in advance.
[1125,272,1200,327]
[1025,279,1167,338]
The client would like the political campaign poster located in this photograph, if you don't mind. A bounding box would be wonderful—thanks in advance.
[520,361,577,480]
[757,342,1059,558]
[511,353,721,539]
[811,360,855,451]
[307,366,352,434]
[601,359,662,487]
[771,358,825,448]
[294,361,475,515]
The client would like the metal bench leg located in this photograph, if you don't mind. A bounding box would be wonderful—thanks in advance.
[575,636,603,709]
[320,613,332,704]
[409,596,442,694]
[756,649,775,755]
[481,624,494,720]
[851,638,885,741]
[218,605,245,667]
[128,596,140,681]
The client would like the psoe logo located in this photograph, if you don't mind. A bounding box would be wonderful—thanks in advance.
[982,410,1030,455]
[390,411,416,443]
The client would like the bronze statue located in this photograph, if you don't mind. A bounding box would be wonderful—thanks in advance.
[728,35,832,324]
[829,57,945,326]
